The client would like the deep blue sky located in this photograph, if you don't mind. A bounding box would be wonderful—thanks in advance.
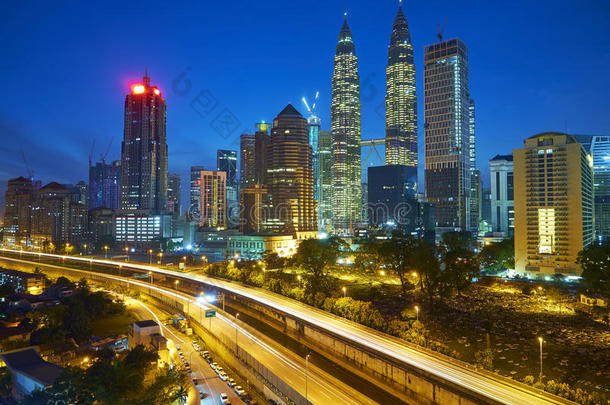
[1,0,609,212]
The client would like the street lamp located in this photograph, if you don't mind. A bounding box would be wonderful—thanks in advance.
[342,286,347,298]
[538,337,544,383]
[305,353,311,403]
[118,264,122,277]
[103,245,109,259]
[124,246,130,261]
[158,252,163,265]
[415,305,419,321]
[148,249,153,264]
[148,272,153,295]
[297,275,302,288]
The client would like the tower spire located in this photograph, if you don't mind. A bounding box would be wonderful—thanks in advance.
[143,66,150,86]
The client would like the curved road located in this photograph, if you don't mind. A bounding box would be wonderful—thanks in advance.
[1,249,571,405]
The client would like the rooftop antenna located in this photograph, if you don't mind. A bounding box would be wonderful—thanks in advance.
[302,91,319,118]
[437,17,449,42]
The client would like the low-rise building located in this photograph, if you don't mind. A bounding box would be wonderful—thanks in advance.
[0,269,45,295]
[128,320,168,366]
[0,348,63,397]
[227,231,316,260]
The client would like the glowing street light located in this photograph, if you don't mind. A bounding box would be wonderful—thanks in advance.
[415,305,419,321]
[297,275,302,288]
[342,286,347,298]
[158,252,163,265]
[124,246,130,261]
[305,353,311,402]
[148,249,153,264]
[103,245,109,259]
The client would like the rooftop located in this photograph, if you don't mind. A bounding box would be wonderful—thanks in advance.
[133,320,158,328]
[0,348,63,387]
[490,154,513,162]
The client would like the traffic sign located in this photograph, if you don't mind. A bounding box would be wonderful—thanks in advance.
[205,310,216,318]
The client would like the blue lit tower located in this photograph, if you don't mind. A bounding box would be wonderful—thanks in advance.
[302,92,320,203]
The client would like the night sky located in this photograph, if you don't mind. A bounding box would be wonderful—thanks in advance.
[1,0,609,212]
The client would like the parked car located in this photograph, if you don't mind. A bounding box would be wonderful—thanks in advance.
[227,378,236,387]
[211,362,218,371]
[219,371,228,381]
[234,386,246,396]
[220,393,230,404]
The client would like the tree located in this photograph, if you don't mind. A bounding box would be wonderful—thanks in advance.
[443,248,479,296]
[378,238,412,296]
[293,237,344,293]
[0,370,12,399]
[441,231,473,252]
[577,243,610,297]
[479,238,514,272]
[263,251,285,269]
[0,283,15,299]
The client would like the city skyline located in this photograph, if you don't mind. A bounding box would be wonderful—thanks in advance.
[1,1,610,211]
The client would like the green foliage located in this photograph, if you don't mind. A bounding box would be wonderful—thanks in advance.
[293,237,345,294]
[577,243,610,298]
[443,248,479,296]
[0,370,12,398]
[441,231,474,252]
[19,345,189,405]
[478,238,515,271]
[322,297,387,331]
[474,349,493,370]
[263,252,285,269]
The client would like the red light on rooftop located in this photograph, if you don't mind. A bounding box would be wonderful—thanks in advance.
[153,88,160,95]
[132,84,145,94]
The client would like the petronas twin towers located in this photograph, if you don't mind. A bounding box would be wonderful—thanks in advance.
[330,3,416,235]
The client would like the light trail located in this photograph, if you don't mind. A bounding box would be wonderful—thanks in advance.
[1,249,569,405]
[0,252,371,405]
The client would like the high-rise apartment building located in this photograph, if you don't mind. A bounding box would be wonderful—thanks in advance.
[189,165,205,222]
[489,154,514,237]
[3,177,34,246]
[385,3,417,167]
[167,173,181,215]
[199,170,226,229]
[240,133,256,189]
[30,182,87,247]
[514,132,594,277]
[89,160,121,210]
[331,14,361,235]
[119,73,167,212]
[318,131,332,233]
[424,38,471,233]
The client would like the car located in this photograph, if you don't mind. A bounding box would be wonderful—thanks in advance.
[193,378,198,385]
[202,350,209,357]
[219,371,228,381]
[234,386,245,396]
[210,362,218,370]
[227,378,236,387]
[216,366,224,374]
[199,391,204,399]
[220,393,230,404]
[184,362,189,368]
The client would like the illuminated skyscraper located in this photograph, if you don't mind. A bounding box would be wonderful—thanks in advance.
[217,149,238,222]
[424,38,471,232]
[469,99,480,231]
[119,73,167,212]
[514,133,594,277]
[240,133,255,188]
[167,173,181,215]
[385,2,417,167]
[199,170,226,229]
[89,160,121,210]
[189,165,204,222]
[331,14,361,234]
[265,104,317,235]
[318,131,332,233]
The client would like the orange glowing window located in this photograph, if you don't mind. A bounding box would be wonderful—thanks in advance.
[132,84,145,94]
[153,88,160,95]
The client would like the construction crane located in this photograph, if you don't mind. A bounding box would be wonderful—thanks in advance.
[20,150,34,180]
[100,137,114,164]
[302,91,319,118]
[88,140,96,167]
[437,17,449,42]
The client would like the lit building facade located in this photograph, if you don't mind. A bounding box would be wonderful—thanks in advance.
[385,3,417,167]
[469,99,479,232]
[114,212,170,243]
[217,149,238,222]
[318,131,332,233]
[240,133,256,189]
[167,173,181,215]
[424,38,471,233]
[3,176,34,246]
[307,116,321,202]
[514,133,594,277]
[89,160,121,210]
[265,105,317,235]
[119,73,167,212]
[254,123,269,186]
[189,165,205,222]
[331,14,361,235]
[489,154,514,237]
[199,170,226,229]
